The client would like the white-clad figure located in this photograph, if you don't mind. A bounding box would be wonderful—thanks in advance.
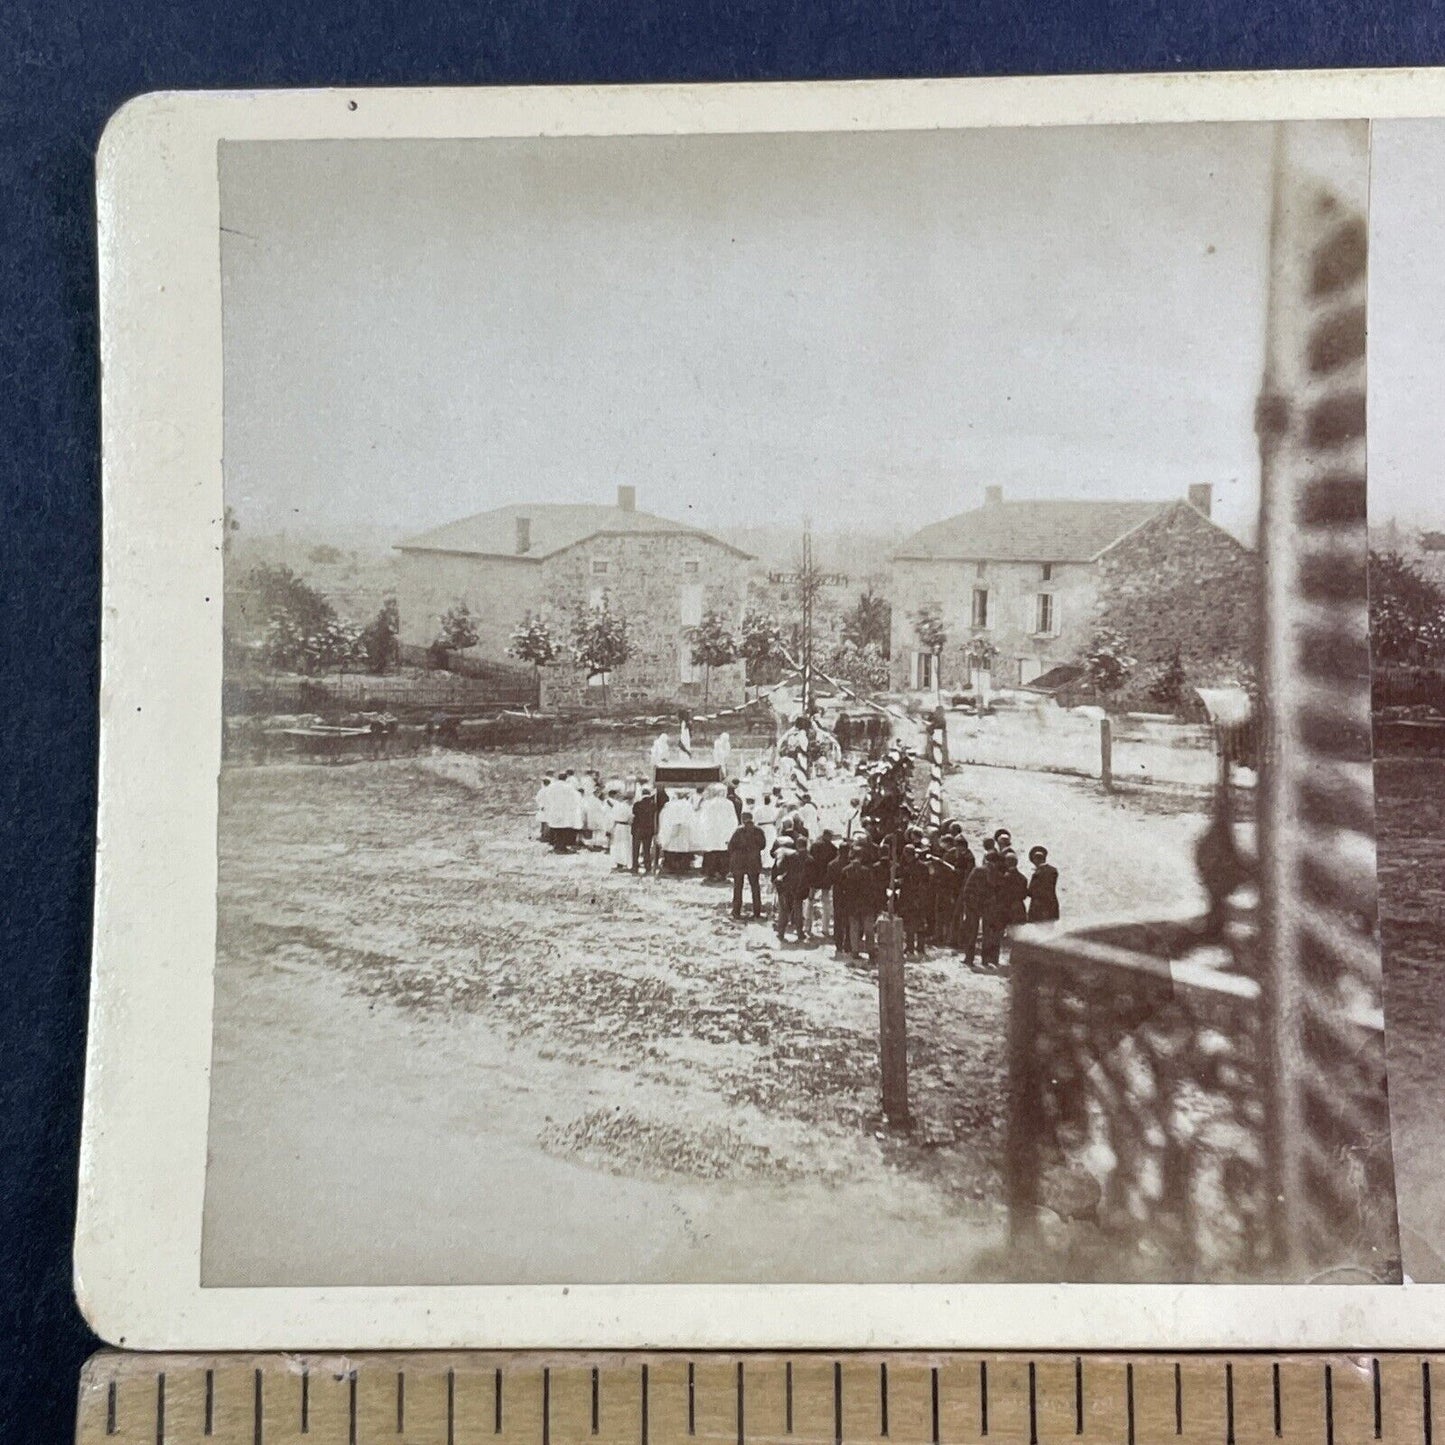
[582,777,611,848]
[657,788,697,874]
[542,772,586,851]
[606,785,633,870]
[752,791,779,851]
[795,792,820,841]
[697,782,739,881]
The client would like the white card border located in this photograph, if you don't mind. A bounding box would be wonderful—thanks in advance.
[82,69,1445,1350]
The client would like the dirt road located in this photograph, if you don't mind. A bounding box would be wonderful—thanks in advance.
[202,749,1223,1286]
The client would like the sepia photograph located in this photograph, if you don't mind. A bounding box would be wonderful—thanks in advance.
[195,113,1398,1291]
[1367,117,1445,1288]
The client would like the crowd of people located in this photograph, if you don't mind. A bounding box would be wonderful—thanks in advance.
[533,765,1061,972]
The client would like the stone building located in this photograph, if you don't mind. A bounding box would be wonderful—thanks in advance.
[1092,497,1259,702]
[394,486,751,710]
[889,483,1252,695]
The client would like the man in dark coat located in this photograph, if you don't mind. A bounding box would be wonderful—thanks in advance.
[957,847,994,967]
[980,851,1028,969]
[838,846,872,958]
[726,779,744,823]
[899,847,933,958]
[864,844,891,957]
[946,839,976,945]
[828,842,853,957]
[728,812,767,920]
[1000,849,1030,924]
[1026,845,1060,922]
[928,848,959,945]
[772,840,810,943]
[630,786,660,873]
[807,831,839,941]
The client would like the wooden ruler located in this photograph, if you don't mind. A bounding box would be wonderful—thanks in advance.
[77,1353,1443,1445]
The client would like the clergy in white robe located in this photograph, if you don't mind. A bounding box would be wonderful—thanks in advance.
[607,791,633,869]
[657,791,697,873]
[581,782,611,848]
[541,775,585,850]
[697,783,740,880]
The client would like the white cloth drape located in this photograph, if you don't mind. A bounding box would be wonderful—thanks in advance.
[658,797,696,854]
[541,780,585,830]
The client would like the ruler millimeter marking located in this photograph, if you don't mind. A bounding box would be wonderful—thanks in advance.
[77,1353,1445,1445]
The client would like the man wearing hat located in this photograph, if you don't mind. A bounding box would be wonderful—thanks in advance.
[630,784,660,873]
[772,836,810,943]
[957,842,995,967]
[1026,845,1060,922]
[727,810,768,920]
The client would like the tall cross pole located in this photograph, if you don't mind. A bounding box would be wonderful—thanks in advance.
[800,517,814,716]
[793,515,828,719]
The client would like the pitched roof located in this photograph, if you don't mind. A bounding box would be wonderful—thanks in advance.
[893,499,1169,563]
[396,502,751,560]
[1021,663,1087,694]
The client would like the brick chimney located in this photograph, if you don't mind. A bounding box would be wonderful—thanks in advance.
[984,485,1004,507]
[515,514,532,554]
[617,484,636,513]
[1187,483,1213,518]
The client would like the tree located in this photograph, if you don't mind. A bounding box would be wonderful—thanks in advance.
[687,609,739,705]
[570,604,631,709]
[842,585,892,657]
[826,638,890,694]
[308,544,345,565]
[247,563,358,676]
[1369,549,1445,665]
[507,613,564,689]
[358,597,401,675]
[1146,645,1189,715]
[1083,628,1137,698]
[222,505,240,556]
[739,607,785,692]
[436,601,481,653]
[911,603,948,694]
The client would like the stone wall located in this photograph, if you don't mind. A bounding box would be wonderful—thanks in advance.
[888,556,1099,691]
[393,549,543,658]
[1092,502,1258,704]
[539,532,748,710]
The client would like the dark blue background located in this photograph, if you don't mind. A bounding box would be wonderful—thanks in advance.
[4,3,1442,1441]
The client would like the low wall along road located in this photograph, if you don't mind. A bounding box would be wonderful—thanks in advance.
[944,704,1252,792]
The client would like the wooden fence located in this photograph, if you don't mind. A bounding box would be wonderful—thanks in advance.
[1373,664,1445,713]
[223,670,538,718]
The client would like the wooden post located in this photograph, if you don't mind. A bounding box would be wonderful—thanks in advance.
[876,914,911,1131]
[1099,715,1113,792]
[1005,939,1044,1247]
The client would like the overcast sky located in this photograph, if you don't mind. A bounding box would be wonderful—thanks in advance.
[221,124,1290,544]
[1369,119,1445,532]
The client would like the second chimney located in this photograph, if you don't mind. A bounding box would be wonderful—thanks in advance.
[515,514,532,554]
[617,484,636,513]
[984,485,1004,507]
[1187,483,1213,519]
